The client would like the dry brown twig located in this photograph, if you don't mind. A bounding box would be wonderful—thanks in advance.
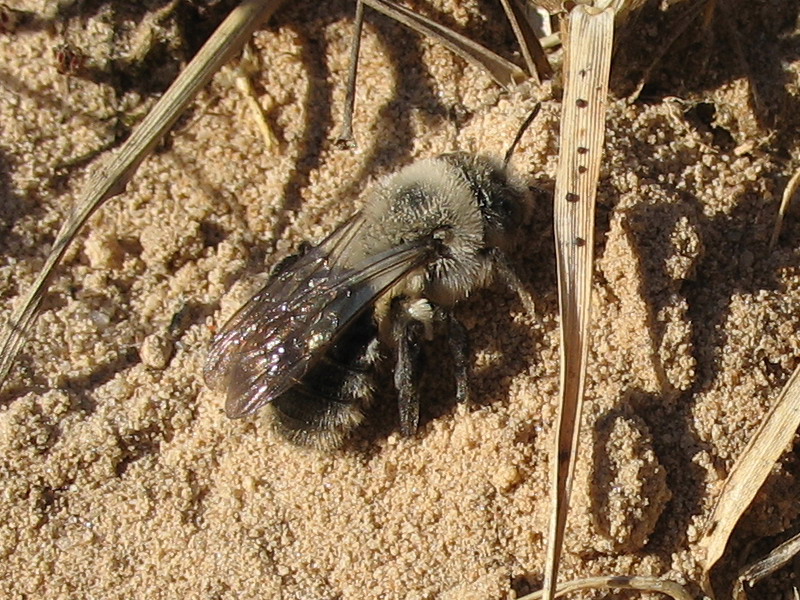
[769,164,800,250]
[361,0,549,89]
[733,531,800,600]
[499,0,553,83]
[336,0,557,145]
[336,0,366,146]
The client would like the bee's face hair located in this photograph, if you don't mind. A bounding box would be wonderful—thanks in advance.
[355,153,527,308]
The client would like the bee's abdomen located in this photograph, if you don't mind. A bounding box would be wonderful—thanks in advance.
[270,313,380,449]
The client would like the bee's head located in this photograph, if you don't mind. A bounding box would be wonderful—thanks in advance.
[438,153,528,250]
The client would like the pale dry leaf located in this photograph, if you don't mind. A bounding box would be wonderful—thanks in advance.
[517,574,694,600]
[699,363,800,598]
[543,5,614,600]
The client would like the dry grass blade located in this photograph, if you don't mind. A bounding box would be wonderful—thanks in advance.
[733,531,800,600]
[234,44,281,150]
[517,575,694,600]
[362,0,527,88]
[499,0,553,83]
[769,164,800,250]
[543,5,614,600]
[699,363,800,598]
[0,0,286,390]
[337,0,365,146]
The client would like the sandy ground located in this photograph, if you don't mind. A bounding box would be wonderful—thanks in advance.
[1,0,799,598]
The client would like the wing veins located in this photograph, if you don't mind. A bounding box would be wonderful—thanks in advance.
[206,216,437,419]
[228,239,434,417]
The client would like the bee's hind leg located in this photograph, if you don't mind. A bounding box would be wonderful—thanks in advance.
[437,309,470,404]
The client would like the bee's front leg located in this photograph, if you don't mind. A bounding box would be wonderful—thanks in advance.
[393,320,424,437]
[391,299,427,437]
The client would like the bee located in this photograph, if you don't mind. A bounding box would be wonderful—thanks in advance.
[204,107,540,449]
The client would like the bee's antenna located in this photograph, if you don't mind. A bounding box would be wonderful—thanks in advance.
[503,102,542,168]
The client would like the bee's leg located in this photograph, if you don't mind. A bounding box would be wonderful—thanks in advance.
[488,249,536,317]
[392,307,425,436]
[270,241,313,276]
[439,311,470,404]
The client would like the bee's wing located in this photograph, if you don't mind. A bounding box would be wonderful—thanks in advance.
[205,212,365,384]
[204,213,433,419]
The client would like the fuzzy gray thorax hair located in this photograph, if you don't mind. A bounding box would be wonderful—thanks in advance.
[359,156,499,307]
